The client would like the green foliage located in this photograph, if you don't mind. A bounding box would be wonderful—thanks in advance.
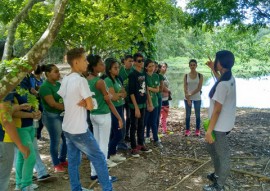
[0,58,32,77]
[16,87,39,110]
[186,0,270,28]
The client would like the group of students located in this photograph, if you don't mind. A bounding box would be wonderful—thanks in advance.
[0,48,236,191]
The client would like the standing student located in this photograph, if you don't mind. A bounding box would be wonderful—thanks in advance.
[203,50,236,191]
[29,65,44,140]
[160,63,171,135]
[128,53,152,157]
[155,63,164,136]
[12,83,42,191]
[144,60,163,148]
[39,64,67,173]
[86,54,122,181]
[57,48,112,191]
[104,58,126,162]
[0,97,30,191]
[118,55,133,143]
[184,59,203,136]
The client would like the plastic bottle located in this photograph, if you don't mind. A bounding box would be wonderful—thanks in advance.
[203,119,216,141]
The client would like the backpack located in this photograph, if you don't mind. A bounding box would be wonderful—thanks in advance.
[185,73,202,95]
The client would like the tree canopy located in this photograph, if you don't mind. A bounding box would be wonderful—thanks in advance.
[0,0,269,100]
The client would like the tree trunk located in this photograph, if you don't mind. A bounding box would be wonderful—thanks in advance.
[0,0,68,101]
[2,0,43,61]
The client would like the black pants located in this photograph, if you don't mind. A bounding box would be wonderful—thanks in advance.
[124,102,131,138]
[130,108,145,149]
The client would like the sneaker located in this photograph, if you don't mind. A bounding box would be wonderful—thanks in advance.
[37,174,55,182]
[31,184,38,190]
[131,148,140,157]
[195,129,201,136]
[60,161,68,167]
[145,137,150,144]
[110,154,126,162]
[138,145,152,153]
[54,164,65,173]
[185,130,191,137]
[107,159,117,168]
[82,187,94,191]
[91,175,118,183]
[32,175,37,181]
[203,183,225,191]
[90,175,98,180]
[207,173,218,183]
[14,185,21,191]
[166,131,174,135]
[21,185,34,191]
[154,141,163,149]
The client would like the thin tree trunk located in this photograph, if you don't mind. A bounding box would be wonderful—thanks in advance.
[0,0,68,100]
[2,0,43,61]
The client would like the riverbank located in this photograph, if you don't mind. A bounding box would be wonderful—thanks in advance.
[9,107,270,191]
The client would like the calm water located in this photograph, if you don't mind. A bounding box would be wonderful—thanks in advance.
[168,73,270,108]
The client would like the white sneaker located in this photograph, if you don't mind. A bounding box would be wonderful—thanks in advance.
[110,154,126,162]
[82,187,93,191]
[145,137,150,144]
[107,159,117,168]
[31,184,39,190]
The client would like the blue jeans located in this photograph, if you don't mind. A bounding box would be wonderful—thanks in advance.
[64,130,112,191]
[109,106,124,156]
[33,138,48,178]
[157,96,162,131]
[184,100,201,130]
[0,142,15,191]
[42,110,67,166]
[145,107,159,142]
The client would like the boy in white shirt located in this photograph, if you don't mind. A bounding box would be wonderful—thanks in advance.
[58,48,112,191]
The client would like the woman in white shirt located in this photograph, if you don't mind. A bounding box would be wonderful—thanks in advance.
[203,50,236,191]
[184,59,203,136]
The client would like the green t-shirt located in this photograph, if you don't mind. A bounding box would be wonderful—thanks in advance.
[39,80,63,114]
[119,66,131,92]
[146,73,160,108]
[88,77,110,115]
[157,73,165,98]
[104,77,124,107]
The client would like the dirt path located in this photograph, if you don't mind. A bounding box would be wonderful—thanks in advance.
[9,108,270,191]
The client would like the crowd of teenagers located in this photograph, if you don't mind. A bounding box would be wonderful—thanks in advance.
[0,48,236,191]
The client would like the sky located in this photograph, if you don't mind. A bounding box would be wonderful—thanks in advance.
[176,0,188,10]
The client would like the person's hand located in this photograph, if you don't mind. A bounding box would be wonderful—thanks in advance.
[187,99,192,106]
[104,94,110,102]
[205,131,214,144]
[135,107,141,118]
[18,144,30,159]
[77,99,86,107]
[147,105,154,112]
[20,103,32,111]
[118,119,123,129]
[32,110,41,120]
[206,60,215,70]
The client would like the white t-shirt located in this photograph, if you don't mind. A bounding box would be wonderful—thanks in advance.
[208,76,236,132]
[57,73,92,134]
[186,73,201,101]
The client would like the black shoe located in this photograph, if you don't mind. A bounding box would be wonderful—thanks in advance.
[90,175,98,180]
[32,175,38,181]
[125,136,131,142]
[203,183,225,191]
[37,174,56,182]
[207,173,218,183]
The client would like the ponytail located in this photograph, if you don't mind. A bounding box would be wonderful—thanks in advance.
[209,70,232,98]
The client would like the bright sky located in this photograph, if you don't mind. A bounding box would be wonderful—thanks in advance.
[176,0,188,10]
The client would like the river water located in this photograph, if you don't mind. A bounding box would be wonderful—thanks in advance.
[168,74,270,108]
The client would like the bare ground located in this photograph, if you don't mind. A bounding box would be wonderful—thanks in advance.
[9,108,270,191]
